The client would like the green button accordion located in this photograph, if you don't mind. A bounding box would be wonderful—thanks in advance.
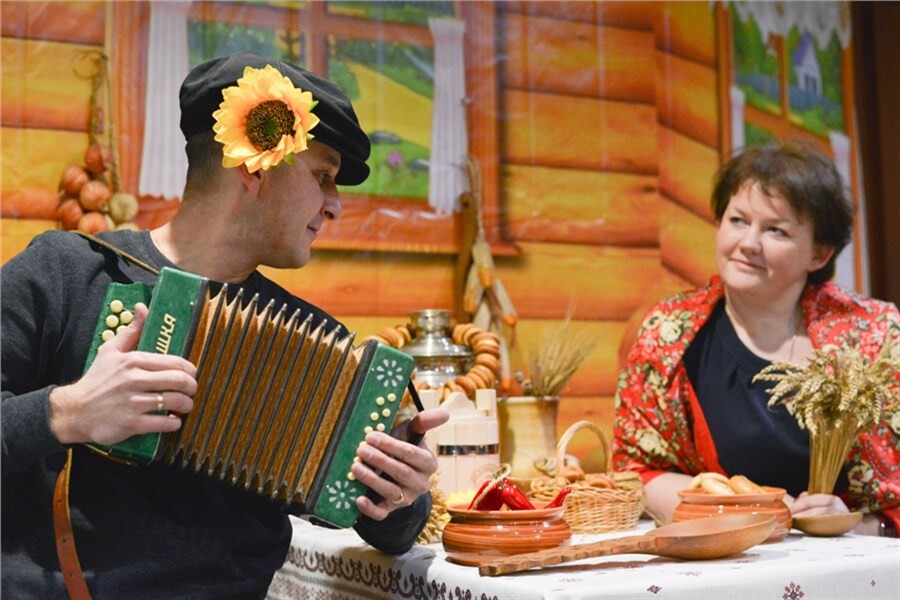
[84,267,414,528]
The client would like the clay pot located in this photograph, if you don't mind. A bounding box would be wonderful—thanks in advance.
[441,503,571,566]
[673,486,792,543]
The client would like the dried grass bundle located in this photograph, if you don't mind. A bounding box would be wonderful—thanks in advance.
[520,308,598,397]
[753,330,900,493]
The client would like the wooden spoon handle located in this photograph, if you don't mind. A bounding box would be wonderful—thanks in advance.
[479,535,652,576]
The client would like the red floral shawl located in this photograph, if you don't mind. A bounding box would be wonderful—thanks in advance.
[612,275,900,516]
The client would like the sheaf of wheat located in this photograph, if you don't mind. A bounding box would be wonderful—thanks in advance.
[521,307,598,398]
[752,330,899,494]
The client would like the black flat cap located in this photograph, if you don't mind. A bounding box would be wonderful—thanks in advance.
[179,51,371,185]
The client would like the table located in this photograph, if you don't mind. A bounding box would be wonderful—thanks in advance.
[266,516,900,600]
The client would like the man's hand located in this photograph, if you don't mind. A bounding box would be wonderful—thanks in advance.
[351,407,450,520]
[48,303,197,446]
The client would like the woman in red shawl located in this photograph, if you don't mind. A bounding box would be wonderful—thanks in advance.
[613,141,899,536]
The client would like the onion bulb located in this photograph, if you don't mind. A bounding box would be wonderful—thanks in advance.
[60,166,90,195]
[84,143,112,175]
[77,211,109,234]
[56,198,84,230]
[108,192,139,224]
[79,180,111,212]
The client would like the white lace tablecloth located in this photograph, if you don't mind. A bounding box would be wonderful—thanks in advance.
[267,516,900,600]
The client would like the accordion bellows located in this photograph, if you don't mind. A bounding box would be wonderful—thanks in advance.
[84,267,414,528]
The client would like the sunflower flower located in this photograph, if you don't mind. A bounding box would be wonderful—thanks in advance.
[212,64,319,172]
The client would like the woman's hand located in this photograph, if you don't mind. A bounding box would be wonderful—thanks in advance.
[351,407,449,520]
[48,303,197,446]
[789,491,849,517]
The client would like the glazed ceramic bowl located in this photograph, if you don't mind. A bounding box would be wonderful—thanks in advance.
[793,511,863,537]
[441,504,572,566]
[673,486,792,543]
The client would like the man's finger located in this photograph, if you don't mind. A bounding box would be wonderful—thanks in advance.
[106,302,149,353]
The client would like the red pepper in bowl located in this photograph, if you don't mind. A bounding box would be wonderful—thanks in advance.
[499,478,535,510]
[467,478,504,510]
[545,487,572,508]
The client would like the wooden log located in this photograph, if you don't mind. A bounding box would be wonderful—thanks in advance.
[503,90,657,174]
[657,126,720,219]
[656,50,720,149]
[656,1,717,66]
[256,253,457,317]
[499,1,657,31]
[502,13,655,103]
[1,128,90,219]
[1,38,99,132]
[659,199,717,287]
[502,164,660,246]
[1,187,60,220]
[0,1,104,45]
[256,242,690,324]
[1,218,56,264]
[508,318,626,397]
[494,242,690,321]
[313,195,458,254]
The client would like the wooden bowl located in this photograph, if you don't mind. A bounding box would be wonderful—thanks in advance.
[441,504,572,566]
[673,486,792,543]
[793,511,863,537]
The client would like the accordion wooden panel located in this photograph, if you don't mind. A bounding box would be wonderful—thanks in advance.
[84,267,415,528]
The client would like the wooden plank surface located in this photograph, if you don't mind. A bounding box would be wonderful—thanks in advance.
[1,38,100,131]
[657,1,718,66]
[494,242,690,321]
[499,1,657,31]
[0,1,104,45]
[502,13,655,103]
[1,218,56,263]
[656,49,720,148]
[659,199,717,287]
[503,90,658,174]
[1,128,91,219]
[502,164,660,246]
[259,241,690,324]
[657,126,720,219]
[507,318,626,397]
[257,252,457,317]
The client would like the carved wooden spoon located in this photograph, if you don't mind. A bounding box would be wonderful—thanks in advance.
[479,513,776,576]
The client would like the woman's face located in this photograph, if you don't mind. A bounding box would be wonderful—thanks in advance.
[716,180,833,301]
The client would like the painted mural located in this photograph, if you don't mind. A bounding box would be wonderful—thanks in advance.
[0,1,862,462]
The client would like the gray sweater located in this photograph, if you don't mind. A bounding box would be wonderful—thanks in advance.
[1,230,428,598]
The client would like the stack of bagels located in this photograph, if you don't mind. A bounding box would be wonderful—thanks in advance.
[684,472,766,495]
[364,322,501,401]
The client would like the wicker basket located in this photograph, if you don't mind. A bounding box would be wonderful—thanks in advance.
[529,420,645,534]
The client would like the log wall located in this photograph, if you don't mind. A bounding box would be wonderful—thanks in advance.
[1,1,726,465]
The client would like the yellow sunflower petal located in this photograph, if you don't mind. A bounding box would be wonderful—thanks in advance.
[211,64,320,172]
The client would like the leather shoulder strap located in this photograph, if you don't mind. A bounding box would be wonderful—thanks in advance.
[74,231,160,276]
[53,449,93,600]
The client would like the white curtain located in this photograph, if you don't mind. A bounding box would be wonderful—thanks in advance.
[733,1,852,49]
[138,0,191,200]
[427,18,468,215]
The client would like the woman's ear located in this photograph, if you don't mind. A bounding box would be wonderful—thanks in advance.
[237,164,262,196]
[809,244,835,272]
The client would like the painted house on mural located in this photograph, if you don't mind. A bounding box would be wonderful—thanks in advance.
[793,33,822,95]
